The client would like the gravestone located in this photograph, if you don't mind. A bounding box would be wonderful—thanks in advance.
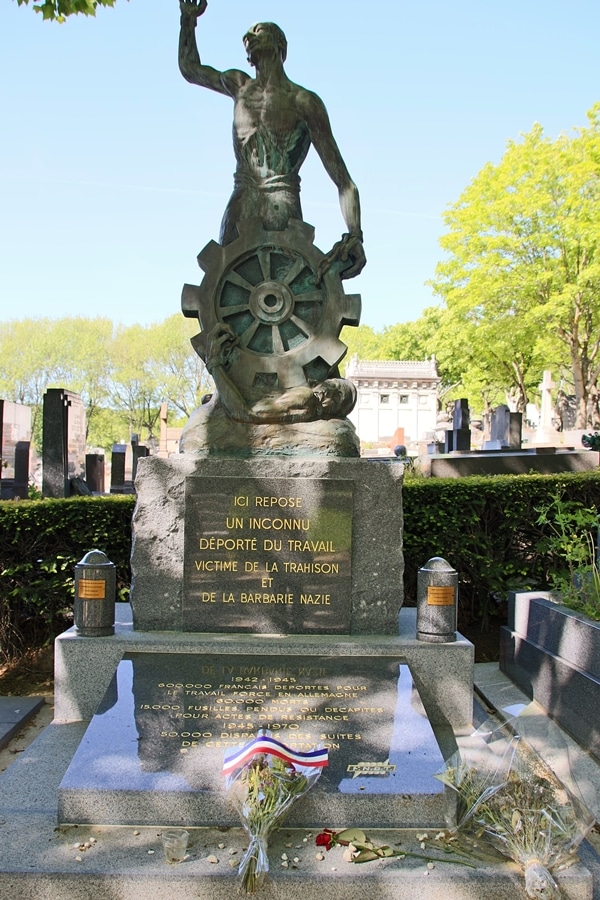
[111,439,146,494]
[109,444,127,493]
[130,456,403,635]
[535,370,557,444]
[58,656,446,828]
[445,398,471,452]
[41,388,86,498]
[0,400,31,500]
[131,434,149,482]
[85,453,105,494]
[509,411,523,449]
[484,404,523,451]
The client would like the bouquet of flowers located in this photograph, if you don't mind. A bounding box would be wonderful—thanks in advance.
[223,730,328,893]
[436,706,595,899]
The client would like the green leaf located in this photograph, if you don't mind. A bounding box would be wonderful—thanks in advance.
[335,828,367,846]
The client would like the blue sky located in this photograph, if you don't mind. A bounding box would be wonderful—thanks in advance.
[1,0,598,331]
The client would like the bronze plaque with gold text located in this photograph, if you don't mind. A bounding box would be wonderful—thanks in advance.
[183,476,353,633]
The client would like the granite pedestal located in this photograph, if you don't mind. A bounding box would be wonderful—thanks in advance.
[130,456,405,635]
[54,604,473,830]
[57,658,448,828]
[57,454,473,836]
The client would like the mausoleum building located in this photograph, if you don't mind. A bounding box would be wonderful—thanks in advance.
[345,356,441,447]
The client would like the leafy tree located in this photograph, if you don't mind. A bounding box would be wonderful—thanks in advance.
[0,317,118,446]
[0,315,212,451]
[109,323,165,442]
[378,307,442,361]
[107,317,212,444]
[44,317,115,441]
[0,318,69,442]
[432,105,600,427]
[147,315,213,419]
[15,0,123,22]
[340,324,386,372]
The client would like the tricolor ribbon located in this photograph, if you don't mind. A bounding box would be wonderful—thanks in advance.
[223,734,328,776]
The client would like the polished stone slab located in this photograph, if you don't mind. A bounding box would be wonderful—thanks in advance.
[0,695,45,749]
[58,657,446,828]
[506,592,600,677]
[500,591,600,762]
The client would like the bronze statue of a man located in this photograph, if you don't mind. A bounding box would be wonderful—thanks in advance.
[178,0,366,280]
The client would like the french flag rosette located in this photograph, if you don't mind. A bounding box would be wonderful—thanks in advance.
[223,732,328,777]
[223,729,328,893]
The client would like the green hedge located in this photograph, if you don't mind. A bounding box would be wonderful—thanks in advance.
[1,472,600,660]
[402,471,600,623]
[0,495,134,660]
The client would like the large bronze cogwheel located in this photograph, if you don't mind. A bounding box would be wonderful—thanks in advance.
[181,218,361,397]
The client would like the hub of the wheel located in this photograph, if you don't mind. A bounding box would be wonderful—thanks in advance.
[249,279,294,325]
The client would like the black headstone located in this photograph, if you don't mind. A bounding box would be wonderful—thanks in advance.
[86,454,105,494]
[490,405,511,446]
[42,388,86,498]
[110,444,127,493]
[452,398,471,451]
[509,412,523,450]
[452,398,470,430]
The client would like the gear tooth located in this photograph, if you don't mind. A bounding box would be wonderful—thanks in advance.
[181,283,201,317]
[190,330,208,362]
[340,292,362,329]
[197,240,222,273]
[191,220,358,395]
[306,335,347,370]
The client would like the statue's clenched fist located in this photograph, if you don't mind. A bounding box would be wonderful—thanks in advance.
[180,0,208,19]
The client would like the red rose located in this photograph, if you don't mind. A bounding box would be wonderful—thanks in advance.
[315,829,337,851]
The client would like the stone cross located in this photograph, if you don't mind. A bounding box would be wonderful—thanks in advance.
[535,370,557,444]
[539,370,556,430]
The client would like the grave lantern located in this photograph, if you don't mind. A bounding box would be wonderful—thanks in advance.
[416,556,457,642]
[74,549,116,637]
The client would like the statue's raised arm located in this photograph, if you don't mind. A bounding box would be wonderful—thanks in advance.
[179,0,249,98]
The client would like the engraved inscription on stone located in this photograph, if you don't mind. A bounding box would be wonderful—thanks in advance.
[183,476,353,633]
[124,653,398,793]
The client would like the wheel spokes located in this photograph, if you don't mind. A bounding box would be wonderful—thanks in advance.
[237,318,261,348]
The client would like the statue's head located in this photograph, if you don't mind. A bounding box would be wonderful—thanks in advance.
[314,379,357,419]
[243,22,287,66]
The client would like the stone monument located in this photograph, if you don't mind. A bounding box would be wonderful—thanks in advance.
[54,2,474,838]
[0,399,31,500]
[483,404,523,451]
[444,398,471,453]
[535,370,557,444]
[0,12,593,897]
[41,388,86,498]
